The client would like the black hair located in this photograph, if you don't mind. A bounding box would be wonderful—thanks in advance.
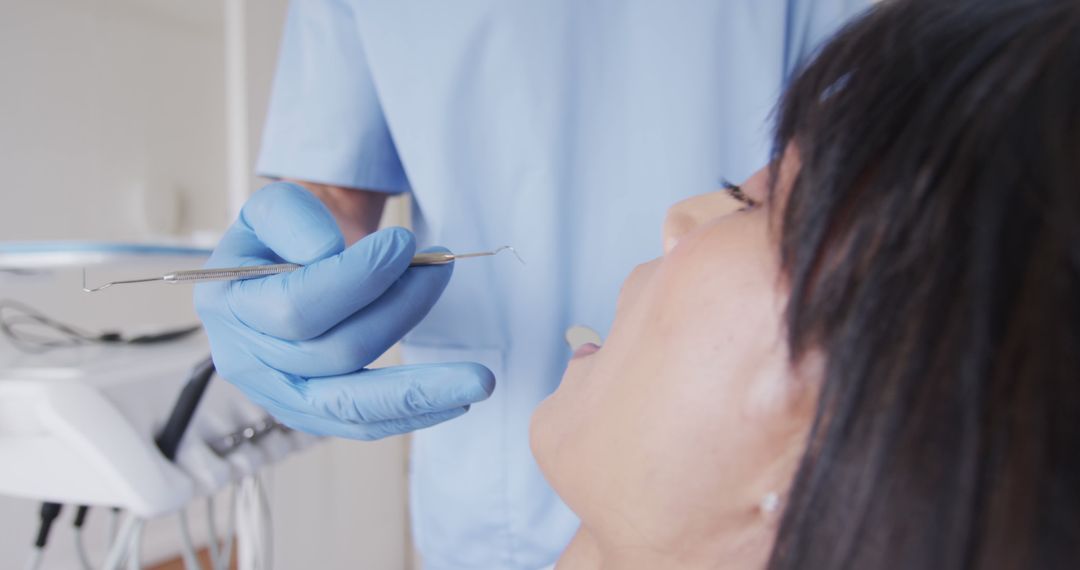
[767,0,1080,568]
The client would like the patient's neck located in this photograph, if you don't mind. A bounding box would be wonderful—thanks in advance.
[556,524,773,570]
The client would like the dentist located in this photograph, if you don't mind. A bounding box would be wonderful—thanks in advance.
[195,1,870,568]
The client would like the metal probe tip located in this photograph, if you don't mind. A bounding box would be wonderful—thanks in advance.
[81,268,104,293]
[453,245,525,265]
[81,268,161,293]
[81,268,91,292]
[495,245,526,265]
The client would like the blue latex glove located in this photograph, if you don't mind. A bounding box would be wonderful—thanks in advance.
[195,182,495,440]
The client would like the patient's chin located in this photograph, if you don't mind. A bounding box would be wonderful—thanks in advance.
[529,382,586,505]
[529,396,560,482]
[531,341,623,523]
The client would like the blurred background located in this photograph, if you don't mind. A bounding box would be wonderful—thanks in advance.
[0,0,413,567]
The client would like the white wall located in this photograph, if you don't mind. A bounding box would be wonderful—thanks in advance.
[0,0,229,241]
[0,0,411,567]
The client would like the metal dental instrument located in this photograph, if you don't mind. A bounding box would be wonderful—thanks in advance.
[409,245,524,266]
[81,246,524,293]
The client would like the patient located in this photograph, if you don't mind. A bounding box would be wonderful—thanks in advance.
[530,0,1080,568]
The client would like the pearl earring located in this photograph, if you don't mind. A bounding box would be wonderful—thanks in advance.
[760,492,781,514]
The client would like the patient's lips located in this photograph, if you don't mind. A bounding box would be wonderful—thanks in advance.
[572,343,601,360]
[565,325,603,360]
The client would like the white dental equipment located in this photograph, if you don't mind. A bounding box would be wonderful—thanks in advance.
[0,243,314,570]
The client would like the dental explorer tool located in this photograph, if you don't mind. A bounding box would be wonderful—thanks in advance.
[81,246,524,293]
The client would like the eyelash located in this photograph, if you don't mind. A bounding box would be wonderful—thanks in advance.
[721,179,760,210]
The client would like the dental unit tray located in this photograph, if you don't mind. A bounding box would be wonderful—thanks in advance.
[0,332,317,517]
[0,243,318,518]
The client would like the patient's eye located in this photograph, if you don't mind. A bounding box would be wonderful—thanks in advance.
[721,179,760,211]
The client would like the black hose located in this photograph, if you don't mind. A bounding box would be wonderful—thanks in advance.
[34,502,62,548]
[154,356,215,461]
[73,505,89,529]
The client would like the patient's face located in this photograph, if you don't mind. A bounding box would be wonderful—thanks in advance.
[531,161,819,563]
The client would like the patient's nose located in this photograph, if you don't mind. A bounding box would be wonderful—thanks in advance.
[662,191,743,254]
[662,164,774,254]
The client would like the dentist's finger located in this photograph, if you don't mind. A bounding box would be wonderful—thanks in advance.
[226,226,416,341]
[247,250,454,376]
[279,406,471,440]
[301,362,495,423]
[240,182,345,264]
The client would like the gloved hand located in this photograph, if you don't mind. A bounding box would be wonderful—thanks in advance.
[195,182,494,440]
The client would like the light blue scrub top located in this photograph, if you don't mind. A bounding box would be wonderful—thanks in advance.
[257,1,868,568]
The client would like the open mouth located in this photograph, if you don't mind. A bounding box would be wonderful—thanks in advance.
[565,324,603,359]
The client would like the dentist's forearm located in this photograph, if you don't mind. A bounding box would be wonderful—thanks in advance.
[284,179,389,246]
